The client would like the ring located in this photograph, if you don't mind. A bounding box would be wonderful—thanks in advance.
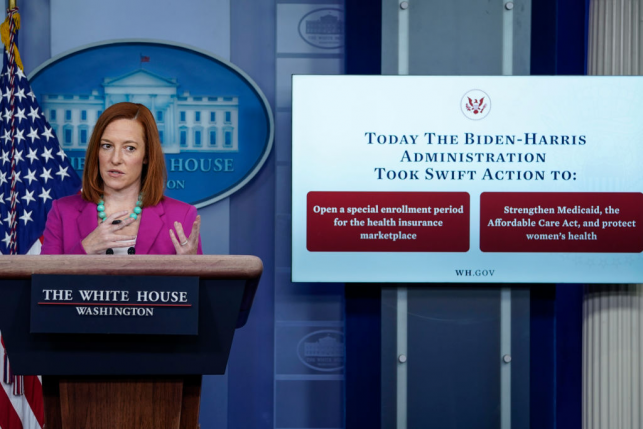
[180,240,188,246]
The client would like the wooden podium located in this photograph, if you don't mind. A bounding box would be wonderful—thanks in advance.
[0,255,262,429]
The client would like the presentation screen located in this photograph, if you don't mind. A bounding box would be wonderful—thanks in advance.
[291,75,643,283]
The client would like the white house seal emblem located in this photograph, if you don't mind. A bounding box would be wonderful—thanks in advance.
[461,89,491,120]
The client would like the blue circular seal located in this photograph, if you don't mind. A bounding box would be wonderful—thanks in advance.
[29,40,273,207]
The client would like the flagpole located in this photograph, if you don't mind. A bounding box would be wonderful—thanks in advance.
[8,1,16,10]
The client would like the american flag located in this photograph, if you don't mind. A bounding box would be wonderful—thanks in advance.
[0,7,81,429]
[0,15,81,255]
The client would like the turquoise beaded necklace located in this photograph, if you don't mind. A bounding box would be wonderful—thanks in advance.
[97,193,143,223]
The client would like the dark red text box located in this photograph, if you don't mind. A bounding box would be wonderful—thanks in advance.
[480,192,643,252]
[307,192,469,252]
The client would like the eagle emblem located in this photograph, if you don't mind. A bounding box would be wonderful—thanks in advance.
[466,97,487,115]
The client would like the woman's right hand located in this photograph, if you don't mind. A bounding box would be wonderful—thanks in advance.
[81,210,137,254]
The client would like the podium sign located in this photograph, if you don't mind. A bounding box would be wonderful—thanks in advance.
[31,275,199,335]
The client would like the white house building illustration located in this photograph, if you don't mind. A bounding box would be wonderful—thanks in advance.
[306,13,343,36]
[304,335,344,357]
[40,69,239,154]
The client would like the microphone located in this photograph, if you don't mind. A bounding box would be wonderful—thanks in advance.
[127,247,136,255]
[106,248,114,255]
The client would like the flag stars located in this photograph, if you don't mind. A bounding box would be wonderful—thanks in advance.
[14,107,26,124]
[55,165,70,181]
[26,147,38,163]
[27,107,40,122]
[40,167,52,184]
[38,187,52,204]
[2,129,10,145]
[1,232,11,248]
[21,189,35,206]
[14,88,26,102]
[24,168,36,185]
[0,56,83,254]
[27,127,39,143]
[3,211,14,227]
[42,127,54,142]
[41,147,54,163]
[13,128,24,144]
[19,210,32,226]
[13,149,24,164]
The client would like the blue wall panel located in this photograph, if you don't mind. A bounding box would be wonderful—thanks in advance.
[405,288,501,429]
[276,380,344,428]
[274,1,346,428]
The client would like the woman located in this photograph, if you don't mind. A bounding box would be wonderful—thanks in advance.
[41,102,202,255]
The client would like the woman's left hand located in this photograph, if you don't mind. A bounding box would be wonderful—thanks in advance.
[169,215,201,255]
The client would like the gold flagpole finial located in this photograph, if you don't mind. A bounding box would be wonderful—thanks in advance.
[1,0,22,70]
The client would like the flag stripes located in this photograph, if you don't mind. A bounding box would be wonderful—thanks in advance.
[0,333,42,429]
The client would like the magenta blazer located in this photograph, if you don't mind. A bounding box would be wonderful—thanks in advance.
[41,194,203,255]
